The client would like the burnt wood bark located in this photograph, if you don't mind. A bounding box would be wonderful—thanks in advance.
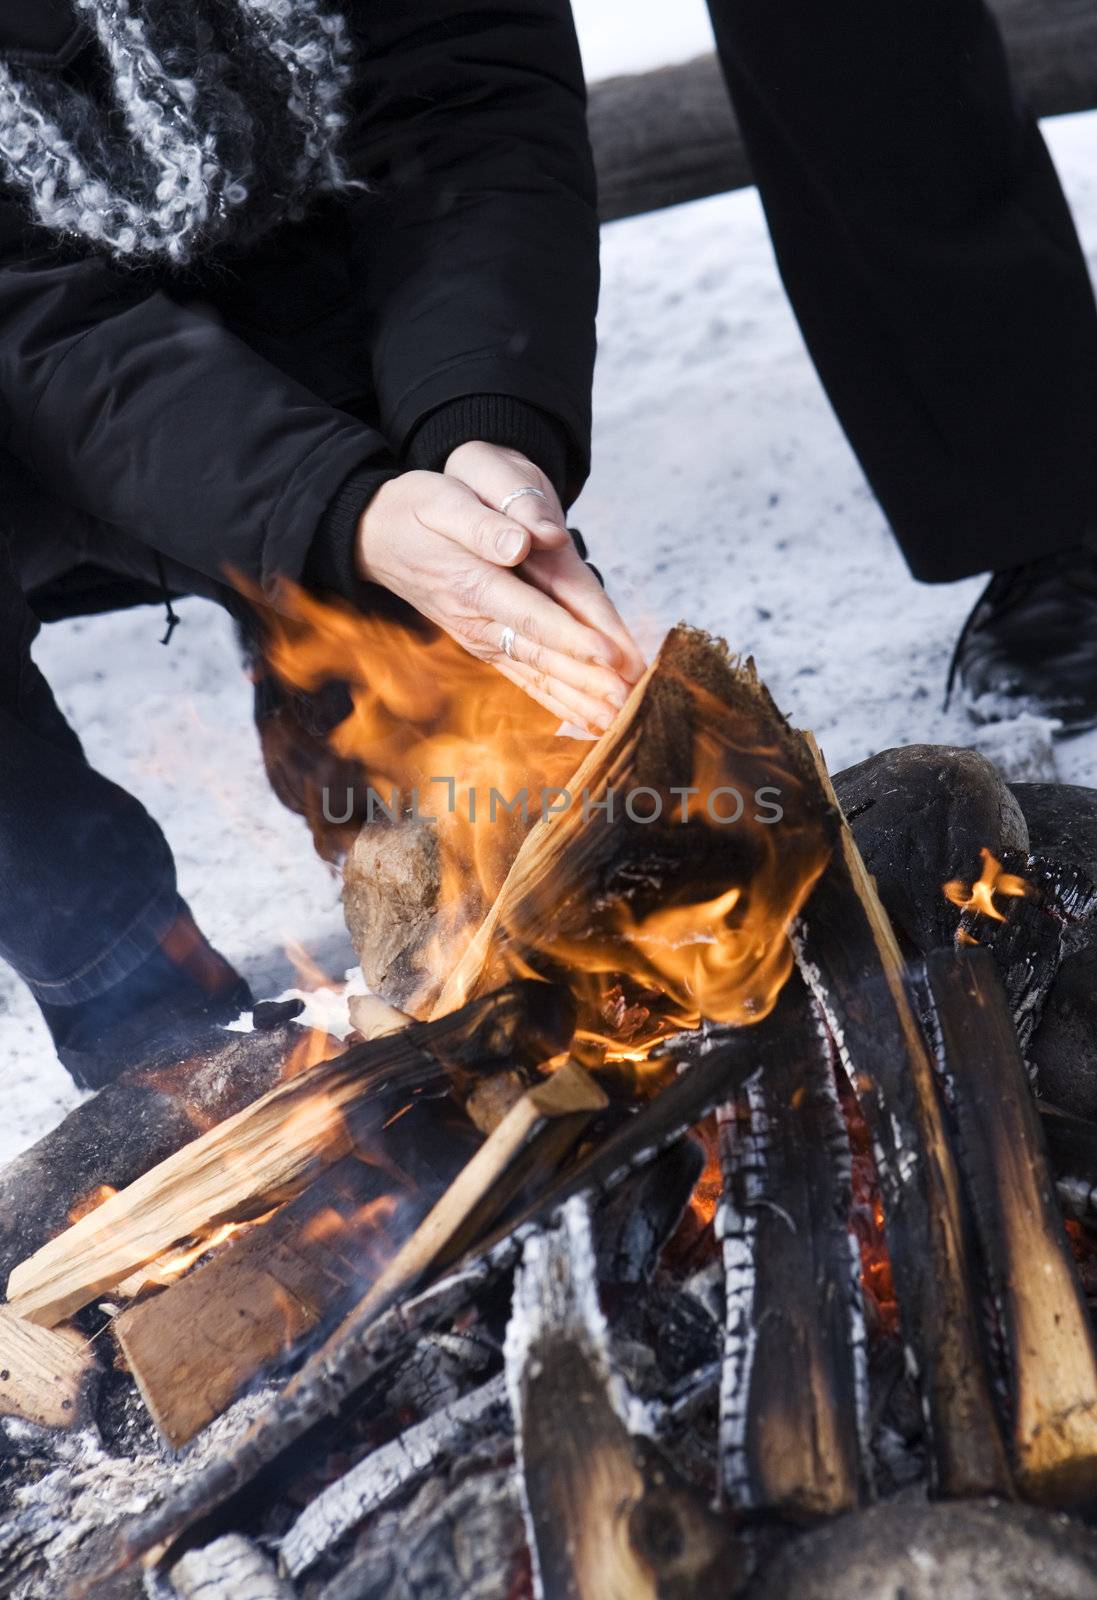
[921,948,1097,1505]
[280,1374,509,1581]
[718,976,868,1520]
[594,1135,704,1285]
[507,1198,742,1600]
[794,736,1012,1500]
[7,980,573,1328]
[1031,948,1097,1120]
[952,852,1097,1056]
[831,745,1029,957]
[588,0,1097,223]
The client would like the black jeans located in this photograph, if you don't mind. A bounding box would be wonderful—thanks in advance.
[707,0,1097,580]
[0,528,185,1005]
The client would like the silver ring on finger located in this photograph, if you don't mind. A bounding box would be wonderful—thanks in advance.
[499,485,547,516]
[499,625,518,660]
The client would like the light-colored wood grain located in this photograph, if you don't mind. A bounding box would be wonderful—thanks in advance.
[0,1307,95,1428]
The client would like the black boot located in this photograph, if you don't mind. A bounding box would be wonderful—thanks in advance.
[38,905,253,1090]
[949,548,1097,734]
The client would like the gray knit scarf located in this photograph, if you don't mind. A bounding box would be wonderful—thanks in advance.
[0,0,358,265]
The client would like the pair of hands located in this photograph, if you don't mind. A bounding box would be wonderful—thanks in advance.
[355,443,646,735]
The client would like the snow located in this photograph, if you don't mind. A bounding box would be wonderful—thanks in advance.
[570,0,715,77]
[2,111,1096,1165]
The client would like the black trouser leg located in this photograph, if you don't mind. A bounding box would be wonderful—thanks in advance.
[0,532,181,1006]
[706,0,1097,581]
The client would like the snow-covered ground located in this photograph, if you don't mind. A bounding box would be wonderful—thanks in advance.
[3,111,1096,1164]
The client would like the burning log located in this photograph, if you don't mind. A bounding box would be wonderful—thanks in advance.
[718,975,868,1520]
[793,737,1012,1499]
[0,1308,97,1430]
[6,981,573,1328]
[949,852,1097,1055]
[0,1020,303,1289]
[169,1536,294,1600]
[428,626,833,1029]
[921,947,1097,1506]
[831,745,1030,957]
[339,1060,607,1332]
[280,1374,509,1580]
[506,1197,742,1600]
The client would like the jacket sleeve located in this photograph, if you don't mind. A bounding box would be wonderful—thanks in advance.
[344,0,600,505]
[0,205,393,598]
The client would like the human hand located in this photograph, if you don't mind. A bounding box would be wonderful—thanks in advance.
[355,469,641,734]
[444,441,647,687]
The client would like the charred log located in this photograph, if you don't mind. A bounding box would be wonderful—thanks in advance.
[280,1374,509,1580]
[169,1535,294,1600]
[832,745,1029,959]
[921,948,1097,1504]
[506,1197,742,1600]
[794,737,1012,1499]
[718,977,868,1520]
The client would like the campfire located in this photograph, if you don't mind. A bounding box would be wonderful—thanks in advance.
[4,616,1097,1599]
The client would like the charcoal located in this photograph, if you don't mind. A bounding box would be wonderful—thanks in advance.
[1031,946,1097,1118]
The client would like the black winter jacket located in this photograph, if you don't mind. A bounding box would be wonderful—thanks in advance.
[0,0,599,611]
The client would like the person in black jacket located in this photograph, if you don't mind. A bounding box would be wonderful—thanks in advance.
[0,0,642,1086]
[706,0,1097,731]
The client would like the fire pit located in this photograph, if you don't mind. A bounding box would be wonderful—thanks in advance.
[3,624,1097,1600]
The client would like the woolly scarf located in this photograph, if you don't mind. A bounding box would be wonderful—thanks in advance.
[0,0,358,265]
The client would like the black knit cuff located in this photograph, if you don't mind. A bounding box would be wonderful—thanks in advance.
[303,462,398,604]
[404,395,571,504]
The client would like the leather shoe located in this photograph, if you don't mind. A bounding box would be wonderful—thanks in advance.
[949,547,1097,734]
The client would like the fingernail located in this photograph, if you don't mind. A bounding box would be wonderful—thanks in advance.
[497,529,525,561]
[537,517,566,534]
[606,684,628,710]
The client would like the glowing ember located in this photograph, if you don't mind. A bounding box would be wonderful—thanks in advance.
[943,848,1029,925]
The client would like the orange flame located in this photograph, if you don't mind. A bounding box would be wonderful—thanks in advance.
[247,582,831,1057]
[69,1185,119,1225]
[943,848,1029,925]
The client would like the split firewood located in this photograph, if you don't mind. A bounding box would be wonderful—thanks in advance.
[506,1196,742,1600]
[921,947,1097,1506]
[338,1059,607,1332]
[0,1307,96,1430]
[718,973,868,1520]
[793,734,1012,1499]
[91,1010,792,1583]
[114,1096,482,1448]
[7,980,574,1328]
[0,1019,302,1289]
